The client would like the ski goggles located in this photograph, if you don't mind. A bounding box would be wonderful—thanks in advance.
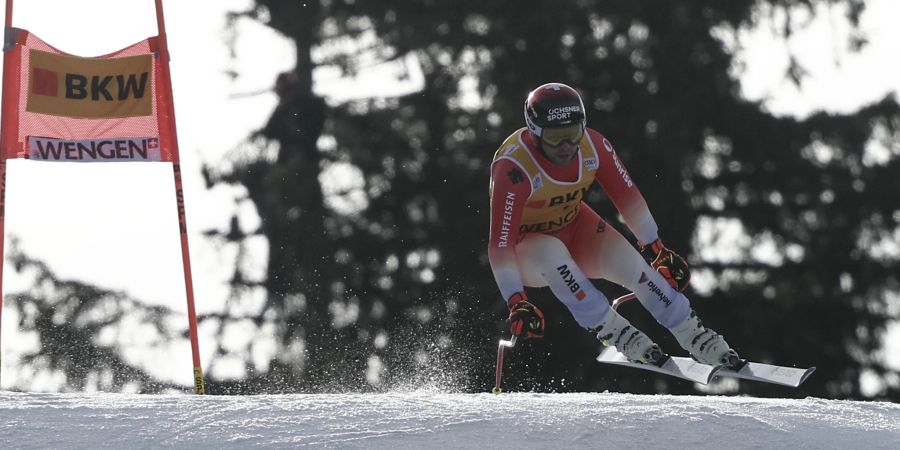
[540,123,584,146]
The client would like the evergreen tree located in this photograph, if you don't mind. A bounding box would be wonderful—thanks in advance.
[12,0,896,399]
[203,0,897,398]
[4,242,183,393]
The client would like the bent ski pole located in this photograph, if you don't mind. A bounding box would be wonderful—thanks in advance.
[492,293,635,394]
[612,293,637,310]
[492,335,517,394]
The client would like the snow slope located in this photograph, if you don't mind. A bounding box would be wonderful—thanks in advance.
[1,392,898,449]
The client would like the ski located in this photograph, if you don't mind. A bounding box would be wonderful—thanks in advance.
[596,347,719,384]
[597,348,816,388]
[713,360,816,388]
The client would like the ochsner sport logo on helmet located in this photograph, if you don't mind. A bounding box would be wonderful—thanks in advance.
[546,105,581,122]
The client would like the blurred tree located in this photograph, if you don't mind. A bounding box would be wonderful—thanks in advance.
[5,0,897,399]
[196,0,899,399]
[3,241,183,393]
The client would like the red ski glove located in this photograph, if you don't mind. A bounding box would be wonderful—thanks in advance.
[507,292,545,339]
[641,239,691,292]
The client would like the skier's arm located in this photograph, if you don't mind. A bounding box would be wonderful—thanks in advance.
[488,158,531,304]
[490,159,547,337]
[591,132,659,246]
[592,132,691,291]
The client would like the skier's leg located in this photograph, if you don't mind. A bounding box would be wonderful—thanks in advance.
[516,233,609,327]
[516,233,661,363]
[568,207,737,365]
[567,207,691,327]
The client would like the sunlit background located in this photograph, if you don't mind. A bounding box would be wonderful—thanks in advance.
[0,0,898,395]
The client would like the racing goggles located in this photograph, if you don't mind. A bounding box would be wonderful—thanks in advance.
[540,123,584,146]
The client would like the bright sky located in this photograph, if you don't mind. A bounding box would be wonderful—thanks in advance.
[733,0,900,118]
[0,0,898,389]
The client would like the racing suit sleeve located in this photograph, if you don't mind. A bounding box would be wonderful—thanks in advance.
[592,133,660,246]
[488,158,532,304]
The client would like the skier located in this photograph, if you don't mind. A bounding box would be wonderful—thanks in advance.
[488,82,739,366]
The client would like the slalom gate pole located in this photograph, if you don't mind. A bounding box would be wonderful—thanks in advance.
[154,0,205,395]
[0,158,5,388]
[0,0,13,388]
[0,159,5,389]
[492,336,516,394]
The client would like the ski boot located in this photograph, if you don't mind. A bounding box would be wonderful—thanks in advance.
[669,310,740,366]
[592,309,663,364]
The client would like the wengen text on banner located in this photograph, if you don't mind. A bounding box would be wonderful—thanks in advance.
[28,136,161,162]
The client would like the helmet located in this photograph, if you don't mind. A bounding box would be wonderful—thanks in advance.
[524,83,586,145]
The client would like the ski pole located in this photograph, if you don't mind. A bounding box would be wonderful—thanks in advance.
[611,292,637,310]
[492,293,634,394]
[492,335,517,394]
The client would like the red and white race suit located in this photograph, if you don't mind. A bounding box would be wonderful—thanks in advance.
[488,128,690,328]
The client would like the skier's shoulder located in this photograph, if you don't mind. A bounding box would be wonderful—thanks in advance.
[585,127,616,154]
[492,128,531,163]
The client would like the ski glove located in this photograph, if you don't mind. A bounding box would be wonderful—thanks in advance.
[507,292,545,339]
[641,239,691,292]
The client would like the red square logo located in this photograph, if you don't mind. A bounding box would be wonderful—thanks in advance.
[32,68,58,97]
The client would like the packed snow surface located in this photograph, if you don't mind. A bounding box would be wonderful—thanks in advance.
[1,391,898,449]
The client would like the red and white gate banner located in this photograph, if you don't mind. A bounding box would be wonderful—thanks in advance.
[2,29,177,162]
[0,0,205,395]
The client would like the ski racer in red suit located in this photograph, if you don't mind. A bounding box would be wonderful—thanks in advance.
[488,82,739,366]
